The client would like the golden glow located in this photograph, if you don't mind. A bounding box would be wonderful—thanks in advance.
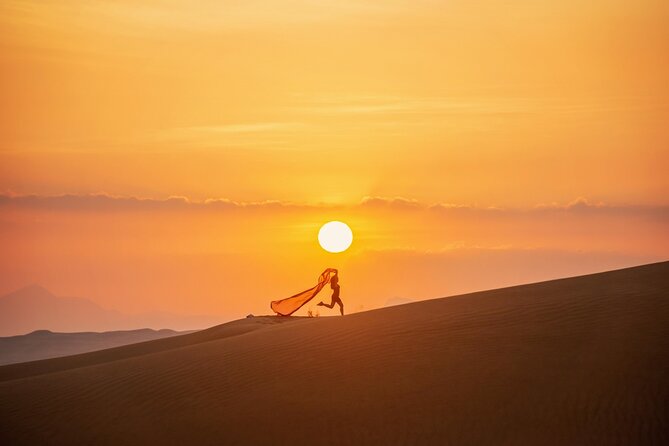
[318,221,353,253]
[0,0,667,206]
[0,1,667,322]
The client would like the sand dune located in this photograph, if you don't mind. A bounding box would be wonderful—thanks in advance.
[1,262,668,445]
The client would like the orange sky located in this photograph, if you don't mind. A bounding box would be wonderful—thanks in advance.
[1,1,668,323]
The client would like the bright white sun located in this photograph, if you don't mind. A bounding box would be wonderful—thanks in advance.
[318,221,353,253]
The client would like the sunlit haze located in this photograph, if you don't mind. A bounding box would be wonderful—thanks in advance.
[1,0,667,324]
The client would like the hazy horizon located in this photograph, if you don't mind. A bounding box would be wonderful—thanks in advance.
[1,0,668,324]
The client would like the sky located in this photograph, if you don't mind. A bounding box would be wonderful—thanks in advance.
[1,1,668,323]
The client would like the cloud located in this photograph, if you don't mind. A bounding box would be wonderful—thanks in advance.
[0,193,304,212]
[360,196,669,223]
[360,196,423,208]
[531,197,669,219]
[535,197,605,210]
[1,193,667,221]
[0,193,189,211]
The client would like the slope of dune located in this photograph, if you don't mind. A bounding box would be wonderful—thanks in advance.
[0,328,193,366]
[1,262,668,445]
[0,315,306,382]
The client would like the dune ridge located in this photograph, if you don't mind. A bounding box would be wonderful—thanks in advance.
[0,315,305,382]
[1,262,668,445]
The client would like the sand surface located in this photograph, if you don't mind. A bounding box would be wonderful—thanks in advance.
[1,262,668,445]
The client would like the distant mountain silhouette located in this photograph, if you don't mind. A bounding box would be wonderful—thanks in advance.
[0,328,193,365]
[0,285,222,336]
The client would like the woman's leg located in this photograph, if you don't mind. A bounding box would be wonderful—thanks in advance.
[317,298,336,309]
[337,299,344,315]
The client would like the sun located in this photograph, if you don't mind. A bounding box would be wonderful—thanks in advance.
[318,221,353,253]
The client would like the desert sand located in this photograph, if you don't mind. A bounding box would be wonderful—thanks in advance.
[1,262,667,445]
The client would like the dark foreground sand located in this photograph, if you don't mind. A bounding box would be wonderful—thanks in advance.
[1,262,668,445]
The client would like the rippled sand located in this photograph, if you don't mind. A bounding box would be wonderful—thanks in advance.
[1,262,667,445]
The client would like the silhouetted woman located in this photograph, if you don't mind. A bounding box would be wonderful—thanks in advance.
[317,269,344,315]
